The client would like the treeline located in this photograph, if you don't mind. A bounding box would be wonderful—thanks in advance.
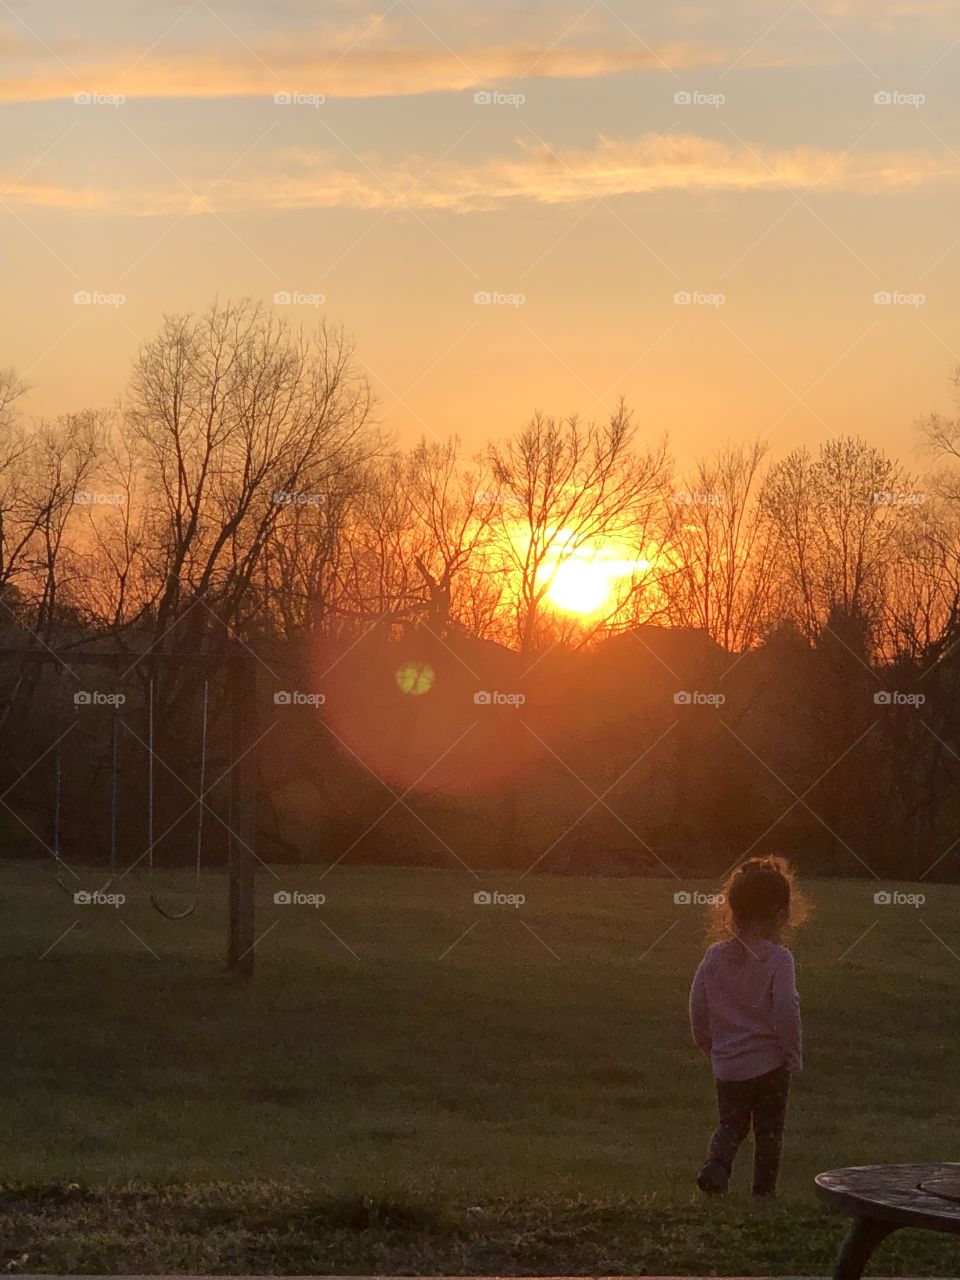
[3,299,960,878]
[258,613,960,881]
[2,301,960,661]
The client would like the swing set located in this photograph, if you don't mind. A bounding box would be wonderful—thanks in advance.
[3,648,258,975]
[52,678,208,917]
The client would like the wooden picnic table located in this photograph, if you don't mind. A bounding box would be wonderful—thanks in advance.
[815,1162,960,1279]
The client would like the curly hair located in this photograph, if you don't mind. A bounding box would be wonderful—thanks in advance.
[708,855,811,943]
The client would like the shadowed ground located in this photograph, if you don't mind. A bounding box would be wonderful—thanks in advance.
[0,864,957,1274]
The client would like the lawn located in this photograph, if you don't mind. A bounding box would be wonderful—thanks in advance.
[0,862,958,1274]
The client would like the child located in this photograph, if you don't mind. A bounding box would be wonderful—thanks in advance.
[689,856,807,1197]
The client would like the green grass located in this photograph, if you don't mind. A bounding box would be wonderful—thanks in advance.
[0,863,958,1273]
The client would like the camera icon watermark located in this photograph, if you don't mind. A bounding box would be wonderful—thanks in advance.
[273,91,326,107]
[74,291,126,308]
[873,290,925,307]
[873,690,925,707]
[274,889,325,907]
[74,690,126,707]
[674,889,724,906]
[473,290,526,308]
[873,90,925,108]
[673,89,725,108]
[474,689,526,707]
[674,490,724,507]
[273,291,325,308]
[273,489,326,507]
[874,888,924,907]
[74,490,124,506]
[473,889,525,908]
[674,690,725,706]
[674,290,725,308]
[74,889,125,907]
[873,490,925,507]
[74,91,125,107]
[273,690,325,707]
[473,89,525,108]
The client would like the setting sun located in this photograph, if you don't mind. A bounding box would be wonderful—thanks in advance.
[546,559,613,615]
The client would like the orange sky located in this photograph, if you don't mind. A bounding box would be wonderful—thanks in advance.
[2,0,959,465]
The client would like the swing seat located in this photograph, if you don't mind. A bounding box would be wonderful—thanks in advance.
[56,870,115,900]
[149,891,198,919]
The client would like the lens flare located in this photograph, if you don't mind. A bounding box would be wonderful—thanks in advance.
[395,661,435,695]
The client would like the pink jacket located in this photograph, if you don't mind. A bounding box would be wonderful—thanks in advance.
[689,939,802,1081]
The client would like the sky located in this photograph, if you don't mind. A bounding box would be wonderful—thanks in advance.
[2,0,960,465]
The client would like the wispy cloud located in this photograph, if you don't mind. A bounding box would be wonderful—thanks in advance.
[815,0,958,18]
[2,133,951,215]
[252,135,960,210]
[0,34,837,104]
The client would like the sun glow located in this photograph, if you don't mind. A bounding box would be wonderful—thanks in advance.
[490,519,655,621]
[541,540,653,617]
[546,558,614,614]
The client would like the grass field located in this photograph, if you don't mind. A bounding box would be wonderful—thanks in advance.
[1,862,958,1274]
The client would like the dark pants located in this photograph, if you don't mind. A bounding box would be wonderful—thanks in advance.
[706,1066,790,1195]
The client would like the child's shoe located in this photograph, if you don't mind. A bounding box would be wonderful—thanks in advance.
[696,1159,730,1195]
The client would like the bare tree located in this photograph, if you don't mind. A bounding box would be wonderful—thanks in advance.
[663,440,780,651]
[879,493,960,660]
[123,300,374,656]
[0,368,26,429]
[255,443,377,645]
[0,406,102,641]
[488,403,668,651]
[331,450,430,631]
[919,365,960,485]
[405,437,502,636]
[27,413,103,641]
[761,437,908,645]
[69,424,158,634]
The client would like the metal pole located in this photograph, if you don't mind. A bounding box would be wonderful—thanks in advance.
[227,652,257,977]
[110,704,119,870]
